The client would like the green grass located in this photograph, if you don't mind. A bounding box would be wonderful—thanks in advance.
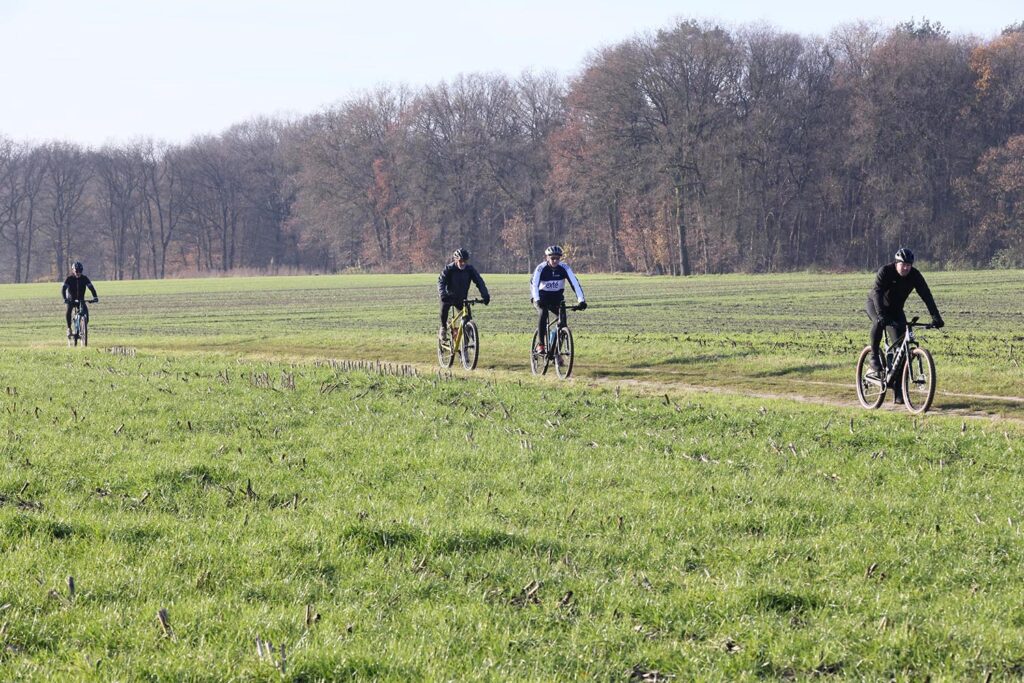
[2,271,1024,679]
[1,349,1024,680]
[3,270,1023,418]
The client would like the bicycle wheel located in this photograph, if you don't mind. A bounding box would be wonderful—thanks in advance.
[81,317,88,347]
[855,346,886,409]
[530,330,549,375]
[902,347,936,414]
[553,326,574,379]
[460,321,479,370]
[437,324,455,368]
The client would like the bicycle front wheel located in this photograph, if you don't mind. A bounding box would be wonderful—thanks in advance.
[81,318,88,347]
[855,346,885,409]
[554,327,574,379]
[530,331,548,375]
[902,347,936,414]
[437,326,455,368]
[460,321,479,370]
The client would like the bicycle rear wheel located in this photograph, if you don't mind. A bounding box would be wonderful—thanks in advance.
[855,346,886,409]
[81,317,88,347]
[902,347,936,414]
[460,321,479,370]
[553,327,574,379]
[530,331,549,375]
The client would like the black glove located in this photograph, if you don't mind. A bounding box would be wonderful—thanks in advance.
[441,294,453,304]
[531,298,540,311]
[482,297,490,306]
[931,316,944,329]
[64,299,71,305]
[577,301,588,311]
[91,297,99,303]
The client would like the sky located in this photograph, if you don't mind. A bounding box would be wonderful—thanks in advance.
[0,0,1020,147]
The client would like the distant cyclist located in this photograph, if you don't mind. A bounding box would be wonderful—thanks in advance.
[530,245,586,355]
[437,248,490,341]
[866,248,944,377]
[62,261,99,339]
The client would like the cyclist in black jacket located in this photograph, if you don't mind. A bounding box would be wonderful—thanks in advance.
[61,261,99,338]
[866,247,944,375]
[437,248,490,341]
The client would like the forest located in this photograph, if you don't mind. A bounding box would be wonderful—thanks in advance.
[1,18,1023,282]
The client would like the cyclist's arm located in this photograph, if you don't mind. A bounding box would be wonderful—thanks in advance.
[913,271,940,319]
[530,264,542,301]
[61,281,69,302]
[437,268,451,299]
[562,263,585,303]
[869,266,887,314]
[470,267,489,301]
[87,280,98,300]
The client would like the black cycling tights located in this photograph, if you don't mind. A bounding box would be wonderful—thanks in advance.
[536,299,566,347]
[865,299,907,357]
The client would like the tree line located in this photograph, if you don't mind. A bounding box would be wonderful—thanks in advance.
[2,18,1023,283]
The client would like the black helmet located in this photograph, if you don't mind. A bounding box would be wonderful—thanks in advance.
[544,245,563,257]
[452,248,470,262]
[72,261,84,273]
[894,248,915,264]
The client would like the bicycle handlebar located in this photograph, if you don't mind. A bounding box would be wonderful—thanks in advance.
[906,316,939,330]
[464,299,486,305]
[65,299,98,304]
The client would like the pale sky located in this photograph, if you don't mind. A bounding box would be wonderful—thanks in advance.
[0,0,1020,147]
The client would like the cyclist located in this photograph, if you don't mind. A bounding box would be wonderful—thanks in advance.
[437,248,490,341]
[530,245,586,355]
[866,247,944,380]
[61,261,99,339]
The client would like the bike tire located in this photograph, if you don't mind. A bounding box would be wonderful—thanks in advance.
[855,346,886,409]
[460,321,479,370]
[902,347,936,414]
[81,317,88,347]
[437,325,455,368]
[554,327,574,379]
[530,330,549,375]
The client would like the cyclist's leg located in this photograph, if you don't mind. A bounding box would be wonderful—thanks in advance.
[537,306,549,348]
[557,299,567,329]
[439,303,452,337]
[866,300,885,370]
[65,303,74,331]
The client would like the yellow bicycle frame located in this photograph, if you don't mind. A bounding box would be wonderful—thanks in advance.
[446,302,471,350]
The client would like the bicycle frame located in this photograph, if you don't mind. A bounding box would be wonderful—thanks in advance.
[878,317,927,387]
[446,299,484,348]
[539,301,581,357]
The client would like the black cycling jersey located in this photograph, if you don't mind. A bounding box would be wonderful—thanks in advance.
[438,263,489,303]
[869,264,939,319]
[62,275,97,303]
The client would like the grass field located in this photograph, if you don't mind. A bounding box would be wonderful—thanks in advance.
[2,271,1024,680]
[2,270,1023,417]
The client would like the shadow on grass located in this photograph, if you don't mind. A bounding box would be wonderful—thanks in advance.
[435,528,563,556]
[628,351,755,369]
[751,362,841,378]
[752,589,821,614]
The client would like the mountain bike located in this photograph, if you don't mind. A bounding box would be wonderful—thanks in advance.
[530,301,582,379]
[855,316,938,414]
[67,298,98,348]
[438,299,485,370]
